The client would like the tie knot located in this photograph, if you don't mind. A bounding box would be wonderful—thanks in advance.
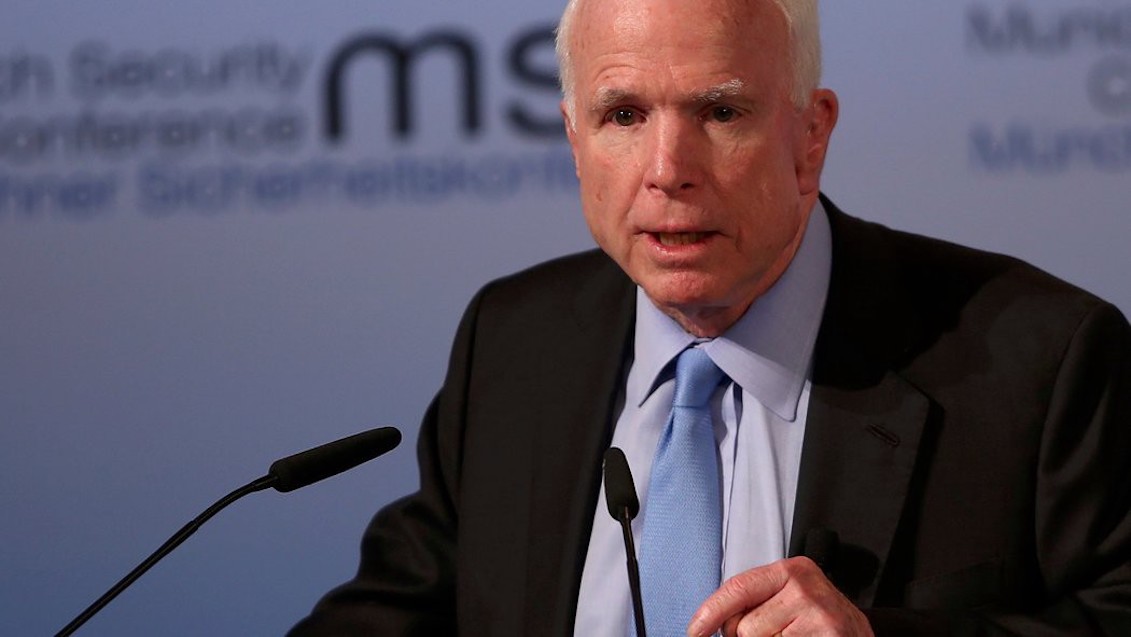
[672,347,724,408]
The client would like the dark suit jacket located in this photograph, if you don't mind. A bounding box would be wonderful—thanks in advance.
[290,199,1131,636]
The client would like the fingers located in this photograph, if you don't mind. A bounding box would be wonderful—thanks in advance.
[687,557,873,637]
[688,558,797,636]
[689,558,790,635]
[720,613,742,636]
[718,614,783,637]
[717,581,797,637]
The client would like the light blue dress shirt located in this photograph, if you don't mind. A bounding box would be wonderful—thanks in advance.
[573,203,832,636]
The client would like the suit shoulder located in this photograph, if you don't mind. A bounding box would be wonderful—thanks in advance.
[474,249,628,312]
[817,202,1129,385]
[831,208,1115,321]
[492,249,622,287]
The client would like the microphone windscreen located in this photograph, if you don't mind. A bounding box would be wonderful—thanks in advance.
[269,426,401,493]
[603,447,640,520]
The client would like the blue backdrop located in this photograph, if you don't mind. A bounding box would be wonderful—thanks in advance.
[3,2,1129,634]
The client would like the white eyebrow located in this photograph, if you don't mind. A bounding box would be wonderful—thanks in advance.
[586,79,747,113]
[590,86,634,113]
[691,79,747,104]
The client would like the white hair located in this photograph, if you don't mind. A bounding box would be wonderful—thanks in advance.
[555,0,822,120]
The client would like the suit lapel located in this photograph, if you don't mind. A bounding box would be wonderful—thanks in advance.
[522,255,635,636]
[792,373,929,605]
[789,200,933,606]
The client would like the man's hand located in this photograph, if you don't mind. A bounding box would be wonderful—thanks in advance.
[686,556,873,637]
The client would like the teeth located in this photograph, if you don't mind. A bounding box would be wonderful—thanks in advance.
[657,232,705,246]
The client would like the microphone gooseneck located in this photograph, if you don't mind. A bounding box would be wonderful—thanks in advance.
[56,426,402,637]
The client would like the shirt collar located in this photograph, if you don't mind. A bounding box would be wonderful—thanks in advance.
[626,200,832,421]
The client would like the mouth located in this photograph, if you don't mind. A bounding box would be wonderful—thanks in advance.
[653,231,712,246]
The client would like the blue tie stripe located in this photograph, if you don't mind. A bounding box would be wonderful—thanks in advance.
[637,347,725,636]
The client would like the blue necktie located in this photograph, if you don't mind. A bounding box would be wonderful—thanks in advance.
[637,347,725,636]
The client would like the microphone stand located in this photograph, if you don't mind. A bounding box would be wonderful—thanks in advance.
[615,504,647,637]
[56,474,278,637]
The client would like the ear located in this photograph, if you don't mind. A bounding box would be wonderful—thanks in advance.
[561,101,582,179]
[795,88,839,197]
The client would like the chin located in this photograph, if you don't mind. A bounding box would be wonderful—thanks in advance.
[641,280,731,314]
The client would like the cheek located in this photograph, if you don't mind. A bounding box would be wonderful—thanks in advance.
[732,128,804,195]
[575,133,651,248]
[721,152,804,249]
[578,175,619,248]
[581,154,639,218]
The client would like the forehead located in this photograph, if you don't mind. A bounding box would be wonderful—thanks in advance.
[569,0,790,101]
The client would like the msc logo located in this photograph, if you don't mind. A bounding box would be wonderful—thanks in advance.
[323,25,562,143]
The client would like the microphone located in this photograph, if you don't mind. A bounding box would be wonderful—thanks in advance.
[269,426,402,492]
[603,447,647,637]
[56,426,402,637]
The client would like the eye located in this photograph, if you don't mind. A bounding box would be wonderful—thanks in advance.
[610,109,637,126]
[709,106,737,123]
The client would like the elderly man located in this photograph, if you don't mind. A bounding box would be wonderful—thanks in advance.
[290,0,1131,635]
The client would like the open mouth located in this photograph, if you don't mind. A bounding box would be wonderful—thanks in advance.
[654,232,710,246]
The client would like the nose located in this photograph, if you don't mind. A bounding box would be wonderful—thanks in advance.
[644,116,704,196]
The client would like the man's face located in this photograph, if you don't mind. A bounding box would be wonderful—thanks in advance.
[562,0,837,337]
